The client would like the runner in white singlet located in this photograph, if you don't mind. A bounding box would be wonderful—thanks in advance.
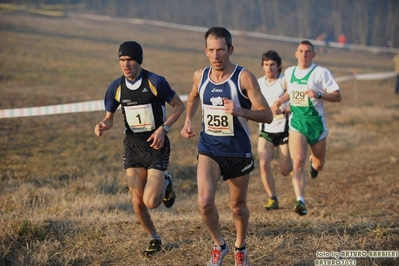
[257,50,293,211]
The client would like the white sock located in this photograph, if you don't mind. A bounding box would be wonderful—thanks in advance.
[297,197,305,204]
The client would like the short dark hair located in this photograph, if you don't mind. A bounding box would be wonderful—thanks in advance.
[300,40,314,52]
[204,27,232,49]
[261,50,282,73]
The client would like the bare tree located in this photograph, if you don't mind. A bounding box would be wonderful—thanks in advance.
[386,0,399,47]
[6,0,398,47]
[296,0,311,38]
[331,0,344,40]
[215,0,224,27]
[370,2,384,46]
[256,0,267,32]
[352,0,370,45]
[271,0,281,35]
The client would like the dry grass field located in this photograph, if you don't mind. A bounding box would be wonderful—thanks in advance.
[1,13,398,266]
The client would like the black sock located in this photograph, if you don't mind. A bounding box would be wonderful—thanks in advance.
[220,241,226,250]
[271,196,278,201]
[235,244,246,251]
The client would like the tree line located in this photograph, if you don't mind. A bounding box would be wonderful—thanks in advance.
[2,0,399,48]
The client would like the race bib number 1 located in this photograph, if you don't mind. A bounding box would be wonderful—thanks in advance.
[125,104,155,133]
[203,104,234,136]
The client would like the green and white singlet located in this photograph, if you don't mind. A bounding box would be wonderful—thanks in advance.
[284,63,339,144]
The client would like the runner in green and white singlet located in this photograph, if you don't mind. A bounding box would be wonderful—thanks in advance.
[287,64,327,145]
[273,40,342,216]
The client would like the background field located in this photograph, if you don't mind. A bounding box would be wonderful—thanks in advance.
[0,14,398,266]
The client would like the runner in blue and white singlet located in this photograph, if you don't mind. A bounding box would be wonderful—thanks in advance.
[181,27,273,266]
[198,65,252,158]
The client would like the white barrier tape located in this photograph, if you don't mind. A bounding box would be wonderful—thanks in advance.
[178,94,188,102]
[334,72,397,83]
[0,72,394,118]
[355,72,397,81]
[0,100,104,118]
[334,75,355,83]
[0,95,188,119]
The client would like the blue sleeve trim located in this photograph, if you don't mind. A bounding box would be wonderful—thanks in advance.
[104,77,121,113]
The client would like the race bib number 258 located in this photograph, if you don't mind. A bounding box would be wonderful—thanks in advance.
[203,105,234,136]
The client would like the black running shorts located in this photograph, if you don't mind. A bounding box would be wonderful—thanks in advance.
[259,122,289,147]
[199,152,254,181]
[123,134,170,170]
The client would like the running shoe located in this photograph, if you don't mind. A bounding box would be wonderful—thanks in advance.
[163,171,176,208]
[309,155,318,179]
[142,239,162,257]
[234,247,250,266]
[294,200,307,216]
[263,198,279,210]
[207,243,229,266]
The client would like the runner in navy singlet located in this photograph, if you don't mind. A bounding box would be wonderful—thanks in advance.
[181,27,273,266]
[94,41,184,255]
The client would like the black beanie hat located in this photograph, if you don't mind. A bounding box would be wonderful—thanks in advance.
[118,41,143,65]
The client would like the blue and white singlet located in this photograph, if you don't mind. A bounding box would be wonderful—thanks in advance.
[197,65,252,158]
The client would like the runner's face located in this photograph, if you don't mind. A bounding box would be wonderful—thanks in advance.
[204,35,232,71]
[119,56,141,80]
[295,44,315,69]
[262,59,279,79]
